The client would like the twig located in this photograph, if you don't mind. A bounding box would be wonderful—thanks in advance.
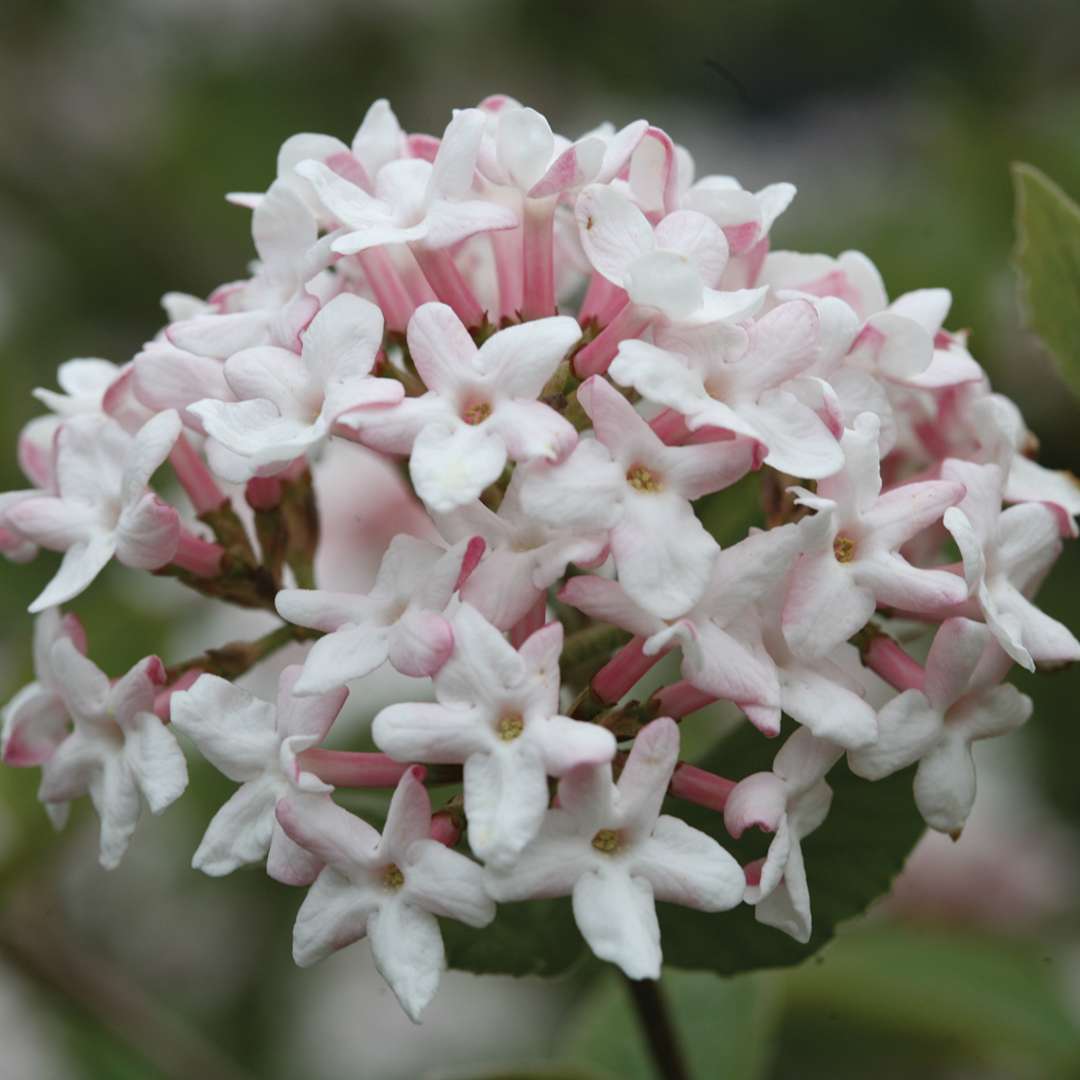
[623,976,691,1080]
[165,622,319,683]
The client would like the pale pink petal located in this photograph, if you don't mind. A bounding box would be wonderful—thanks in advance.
[612,496,718,619]
[783,550,875,658]
[576,183,653,284]
[913,737,976,834]
[778,663,877,749]
[169,675,278,781]
[496,106,554,191]
[276,795,380,868]
[291,866,379,967]
[519,440,623,530]
[490,400,577,464]
[292,624,390,695]
[27,534,116,613]
[368,900,444,1023]
[402,839,495,926]
[435,603,526,708]
[484,812,594,900]
[558,575,664,639]
[167,310,273,360]
[860,479,965,551]
[723,772,786,839]
[923,617,990,709]
[405,302,476,396]
[632,815,745,911]
[616,717,679,838]
[625,250,703,320]
[480,315,582,399]
[380,767,432,858]
[536,715,616,776]
[372,703,489,763]
[572,869,661,979]
[428,108,486,200]
[90,757,142,869]
[847,690,942,782]
[192,775,279,876]
[463,744,550,868]
[8,496,100,552]
[388,610,454,678]
[422,198,518,249]
[115,493,180,570]
[267,818,324,886]
[276,667,348,741]
[410,422,507,513]
[125,711,188,814]
[301,293,384,385]
[739,391,843,478]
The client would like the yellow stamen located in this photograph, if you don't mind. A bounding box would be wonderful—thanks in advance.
[591,828,620,854]
[497,713,524,741]
[463,401,492,425]
[626,465,662,493]
[833,534,856,563]
[383,863,405,890]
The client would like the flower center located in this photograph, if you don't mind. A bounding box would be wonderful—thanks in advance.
[383,863,405,890]
[833,534,856,563]
[463,401,492,426]
[591,828,620,854]
[626,465,662,493]
[497,712,524,741]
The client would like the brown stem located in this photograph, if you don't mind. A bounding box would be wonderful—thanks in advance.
[165,623,319,683]
[623,976,691,1080]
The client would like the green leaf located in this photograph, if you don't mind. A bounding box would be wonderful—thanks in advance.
[1012,162,1080,398]
[444,897,586,977]
[562,969,780,1080]
[658,719,924,975]
[781,925,1080,1072]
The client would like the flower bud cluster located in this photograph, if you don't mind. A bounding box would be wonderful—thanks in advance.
[2,97,1077,1021]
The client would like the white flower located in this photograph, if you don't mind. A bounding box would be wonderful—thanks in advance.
[189,293,402,482]
[610,299,845,478]
[170,666,348,882]
[434,464,607,631]
[849,618,1031,833]
[942,459,1080,671]
[576,183,762,324]
[486,717,745,978]
[343,302,580,512]
[37,643,188,869]
[782,412,968,657]
[275,534,483,694]
[520,374,756,618]
[723,728,842,944]
[2,608,84,770]
[373,604,615,867]
[276,766,495,1022]
[8,410,183,612]
[297,108,518,255]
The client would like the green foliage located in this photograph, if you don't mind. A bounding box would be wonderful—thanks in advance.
[562,970,780,1080]
[444,897,586,977]
[781,926,1080,1074]
[1012,163,1080,399]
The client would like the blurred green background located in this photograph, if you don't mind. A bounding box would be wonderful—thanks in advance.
[1,1,1079,1077]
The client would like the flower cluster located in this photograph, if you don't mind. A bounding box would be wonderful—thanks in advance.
[2,97,1077,1022]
